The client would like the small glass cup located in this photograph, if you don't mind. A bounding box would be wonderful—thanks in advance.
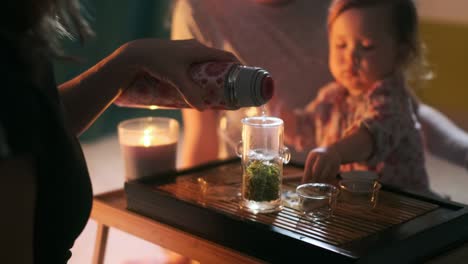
[338,178,381,208]
[236,116,291,214]
[118,117,179,181]
[296,183,339,221]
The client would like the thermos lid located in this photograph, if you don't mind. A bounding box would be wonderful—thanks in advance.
[261,76,274,101]
[233,66,274,107]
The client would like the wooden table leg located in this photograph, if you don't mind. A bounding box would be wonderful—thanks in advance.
[92,223,109,264]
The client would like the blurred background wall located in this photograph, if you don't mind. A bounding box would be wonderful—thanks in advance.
[418,0,468,130]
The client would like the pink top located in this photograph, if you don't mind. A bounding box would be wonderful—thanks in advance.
[296,75,429,191]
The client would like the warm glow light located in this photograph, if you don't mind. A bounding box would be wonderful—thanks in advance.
[149,105,158,110]
[246,107,260,117]
[141,128,153,147]
[219,116,227,130]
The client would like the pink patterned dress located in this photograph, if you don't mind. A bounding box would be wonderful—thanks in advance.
[296,75,429,191]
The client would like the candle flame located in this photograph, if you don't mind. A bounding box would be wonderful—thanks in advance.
[142,128,153,147]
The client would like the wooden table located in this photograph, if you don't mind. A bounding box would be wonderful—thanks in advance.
[90,190,264,264]
[91,189,468,264]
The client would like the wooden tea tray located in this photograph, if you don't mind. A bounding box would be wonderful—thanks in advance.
[125,159,468,263]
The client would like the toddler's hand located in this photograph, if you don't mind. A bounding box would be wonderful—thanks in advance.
[303,147,341,183]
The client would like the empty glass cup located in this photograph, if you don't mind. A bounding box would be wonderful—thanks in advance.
[338,178,381,208]
[237,116,291,213]
[296,183,339,221]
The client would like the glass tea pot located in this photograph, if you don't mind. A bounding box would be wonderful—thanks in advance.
[236,116,291,213]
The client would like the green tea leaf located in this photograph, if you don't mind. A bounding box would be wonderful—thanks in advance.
[245,160,281,202]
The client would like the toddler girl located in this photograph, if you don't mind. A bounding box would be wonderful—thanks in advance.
[284,0,430,191]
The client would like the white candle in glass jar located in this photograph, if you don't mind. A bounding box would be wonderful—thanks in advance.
[118,117,179,181]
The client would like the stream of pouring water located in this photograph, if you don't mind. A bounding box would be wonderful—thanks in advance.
[261,105,267,121]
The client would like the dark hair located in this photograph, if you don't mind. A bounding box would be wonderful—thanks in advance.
[328,0,432,83]
[2,0,94,57]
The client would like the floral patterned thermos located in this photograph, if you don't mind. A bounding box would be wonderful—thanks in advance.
[114,62,274,110]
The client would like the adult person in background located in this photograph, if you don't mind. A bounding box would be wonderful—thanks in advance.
[0,0,237,263]
[171,0,468,171]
